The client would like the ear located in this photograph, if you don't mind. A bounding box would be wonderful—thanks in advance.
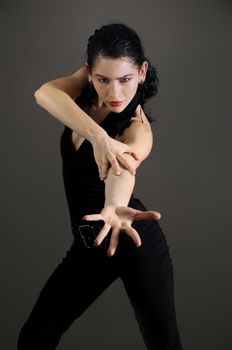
[139,61,148,81]
[84,62,92,82]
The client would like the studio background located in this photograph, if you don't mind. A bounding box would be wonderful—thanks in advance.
[1,1,231,349]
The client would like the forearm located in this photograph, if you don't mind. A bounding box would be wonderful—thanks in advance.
[34,85,107,143]
[104,166,135,207]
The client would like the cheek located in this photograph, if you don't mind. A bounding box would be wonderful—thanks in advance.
[125,83,138,97]
[94,84,105,96]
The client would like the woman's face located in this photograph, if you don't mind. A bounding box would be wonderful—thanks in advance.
[85,57,148,112]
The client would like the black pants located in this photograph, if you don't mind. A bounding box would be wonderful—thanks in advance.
[17,199,184,350]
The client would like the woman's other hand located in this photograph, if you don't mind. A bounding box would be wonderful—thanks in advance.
[91,135,140,180]
[82,205,161,257]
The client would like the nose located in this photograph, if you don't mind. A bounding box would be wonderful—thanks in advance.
[107,81,122,100]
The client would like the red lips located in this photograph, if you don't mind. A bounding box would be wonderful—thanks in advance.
[109,101,123,107]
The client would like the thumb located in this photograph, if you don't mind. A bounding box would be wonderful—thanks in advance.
[125,150,140,161]
[130,152,140,160]
[124,145,140,160]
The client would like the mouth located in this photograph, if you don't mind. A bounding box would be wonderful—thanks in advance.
[109,101,123,107]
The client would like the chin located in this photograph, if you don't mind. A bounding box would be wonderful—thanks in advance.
[110,107,125,113]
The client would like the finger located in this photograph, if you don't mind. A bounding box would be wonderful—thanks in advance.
[132,210,161,221]
[94,224,111,246]
[82,214,104,221]
[126,150,140,161]
[124,146,140,161]
[101,162,109,180]
[107,227,120,257]
[107,154,121,176]
[125,226,142,247]
[143,211,161,220]
[99,161,109,180]
[130,152,140,161]
[117,154,136,176]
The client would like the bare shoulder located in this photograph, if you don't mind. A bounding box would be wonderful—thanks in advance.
[120,105,152,143]
[116,105,153,164]
[129,105,151,129]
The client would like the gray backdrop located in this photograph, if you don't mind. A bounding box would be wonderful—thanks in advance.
[1,0,231,349]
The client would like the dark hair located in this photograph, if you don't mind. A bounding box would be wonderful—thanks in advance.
[83,22,159,123]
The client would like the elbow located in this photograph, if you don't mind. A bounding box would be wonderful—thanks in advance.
[33,83,49,105]
[34,89,41,104]
[34,85,44,104]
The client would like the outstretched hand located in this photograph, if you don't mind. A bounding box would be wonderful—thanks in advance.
[82,205,161,257]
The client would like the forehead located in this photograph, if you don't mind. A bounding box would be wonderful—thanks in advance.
[93,57,138,77]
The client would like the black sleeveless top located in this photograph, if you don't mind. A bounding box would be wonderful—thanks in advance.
[60,89,140,225]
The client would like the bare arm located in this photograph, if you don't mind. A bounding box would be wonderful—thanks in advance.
[34,66,139,178]
[104,108,153,207]
[40,65,89,100]
[104,165,135,207]
[34,78,107,144]
[83,113,161,256]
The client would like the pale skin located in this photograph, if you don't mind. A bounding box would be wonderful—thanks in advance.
[34,57,161,257]
[82,57,161,257]
[34,65,139,179]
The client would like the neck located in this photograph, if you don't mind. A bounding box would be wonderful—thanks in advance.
[92,95,110,112]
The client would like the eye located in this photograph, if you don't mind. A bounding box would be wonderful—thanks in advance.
[98,78,131,83]
[121,78,131,83]
[98,78,108,83]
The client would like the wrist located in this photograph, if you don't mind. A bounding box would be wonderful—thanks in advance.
[103,203,117,210]
[104,193,130,207]
[87,125,108,145]
[104,201,121,207]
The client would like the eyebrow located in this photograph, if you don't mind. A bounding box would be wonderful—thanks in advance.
[95,74,133,79]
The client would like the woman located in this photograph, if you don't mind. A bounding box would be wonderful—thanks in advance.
[18,23,184,349]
